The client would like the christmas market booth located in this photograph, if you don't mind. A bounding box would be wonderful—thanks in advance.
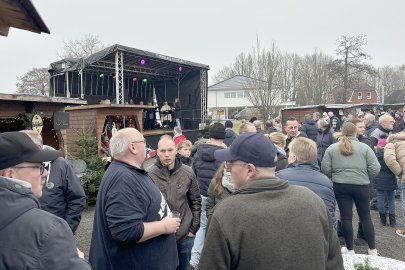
[0,93,86,154]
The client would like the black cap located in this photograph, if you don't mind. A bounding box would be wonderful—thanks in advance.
[214,132,277,167]
[0,132,60,170]
[209,123,226,139]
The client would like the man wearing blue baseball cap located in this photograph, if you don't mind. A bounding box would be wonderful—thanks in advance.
[199,132,343,270]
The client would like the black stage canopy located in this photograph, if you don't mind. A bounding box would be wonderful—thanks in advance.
[48,44,209,129]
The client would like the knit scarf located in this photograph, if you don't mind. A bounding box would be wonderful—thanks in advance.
[222,169,235,192]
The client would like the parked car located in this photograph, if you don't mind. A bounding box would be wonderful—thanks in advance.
[234,108,262,120]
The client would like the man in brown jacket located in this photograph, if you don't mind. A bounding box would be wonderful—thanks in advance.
[147,135,201,270]
[384,132,405,237]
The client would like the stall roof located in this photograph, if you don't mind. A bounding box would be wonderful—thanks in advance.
[281,103,376,111]
[0,0,50,36]
[49,44,209,80]
[0,93,87,105]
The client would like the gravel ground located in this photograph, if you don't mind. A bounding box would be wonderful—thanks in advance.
[77,196,405,262]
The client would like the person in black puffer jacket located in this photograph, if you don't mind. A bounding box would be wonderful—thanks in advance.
[300,113,318,141]
[190,122,226,269]
[375,137,397,227]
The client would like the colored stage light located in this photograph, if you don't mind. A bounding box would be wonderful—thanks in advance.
[140,59,146,65]
[99,73,104,78]
[132,77,138,82]
[142,79,147,83]
[178,66,183,72]
[112,75,116,80]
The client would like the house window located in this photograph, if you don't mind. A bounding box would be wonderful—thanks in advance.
[230,92,237,98]
[224,92,230,98]
[237,91,244,98]
[357,92,362,100]
[367,92,372,99]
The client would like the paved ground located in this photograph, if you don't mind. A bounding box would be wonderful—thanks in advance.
[76,196,405,262]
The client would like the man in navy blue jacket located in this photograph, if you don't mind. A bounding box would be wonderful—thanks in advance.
[277,137,337,228]
[89,128,180,270]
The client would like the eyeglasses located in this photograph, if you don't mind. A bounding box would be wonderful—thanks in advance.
[12,163,46,175]
[131,139,147,145]
[225,161,248,171]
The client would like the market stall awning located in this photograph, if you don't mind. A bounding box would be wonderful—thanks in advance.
[0,0,50,37]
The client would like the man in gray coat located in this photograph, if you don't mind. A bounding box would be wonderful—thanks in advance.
[0,132,90,270]
[199,133,343,270]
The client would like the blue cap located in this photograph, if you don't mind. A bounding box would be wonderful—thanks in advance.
[214,132,277,167]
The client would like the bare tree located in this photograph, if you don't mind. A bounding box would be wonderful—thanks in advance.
[213,52,254,83]
[334,34,376,103]
[279,53,300,102]
[295,50,335,105]
[57,34,106,59]
[16,67,50,95]
[377,65,405,99]
[243,41,283,120]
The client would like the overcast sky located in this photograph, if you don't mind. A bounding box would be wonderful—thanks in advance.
[1,0,404,94]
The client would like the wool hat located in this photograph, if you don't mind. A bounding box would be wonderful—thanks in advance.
[214,132,277,167]
[209,122,226,139]
[0,132,60,170]
[225,120,233,128]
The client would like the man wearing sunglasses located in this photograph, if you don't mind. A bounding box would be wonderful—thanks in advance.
[0,131,90,269]
[199,132,343,270]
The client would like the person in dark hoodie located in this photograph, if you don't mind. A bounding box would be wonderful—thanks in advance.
[300,113,318,141]
[190,122,226,269]
[147,135,201,270]
[224,120,237,147]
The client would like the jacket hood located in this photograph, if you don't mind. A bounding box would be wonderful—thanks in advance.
[366,121,378,130]
[199,143,224,162]
[0,177,38,230]
[304,119,316,125]
[225,129,236,138]
[388,132,405,143]
[287,161,320,172]
[235,176,288,194]
[274,144,286,157]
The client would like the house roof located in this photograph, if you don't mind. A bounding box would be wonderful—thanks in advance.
[0,93,86,105]
[385,89,405,104]
[0,0,50,36]
[208,75,266,91]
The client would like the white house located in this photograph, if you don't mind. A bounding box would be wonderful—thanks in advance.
[208,75,258,120]
[208,75,282,120]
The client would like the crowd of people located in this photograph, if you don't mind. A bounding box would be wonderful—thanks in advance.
[1,109,405,269]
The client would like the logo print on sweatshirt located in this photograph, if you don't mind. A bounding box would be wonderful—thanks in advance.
[158,192,170,220]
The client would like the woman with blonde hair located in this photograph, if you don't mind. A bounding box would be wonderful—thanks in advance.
[268,132,288,171]
[322,122,380,255]
[206,162,234,228]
